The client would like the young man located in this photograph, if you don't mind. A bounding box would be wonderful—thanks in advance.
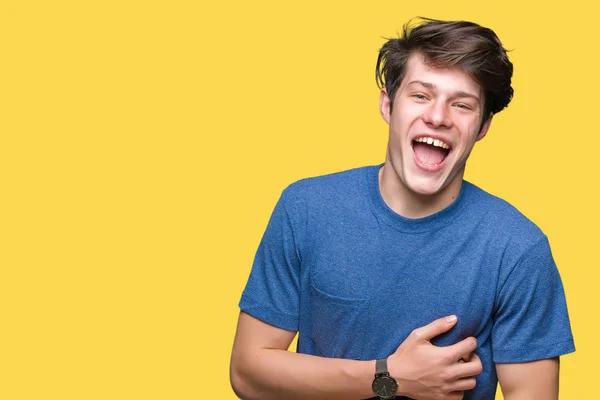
[230,18,574,400]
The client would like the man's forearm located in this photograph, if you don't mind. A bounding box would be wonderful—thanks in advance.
[230,348,376,400]
[230,312,481,399]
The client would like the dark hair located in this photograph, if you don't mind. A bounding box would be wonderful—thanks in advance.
[376,18,514,123]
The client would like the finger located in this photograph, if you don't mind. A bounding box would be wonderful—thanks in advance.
[460,351,474,362]
[445,391,465,400]
[448,353,483,379]
[444,336,477,360]
[468,352,481,366]
[411,315,458,341]
[445,376,477,392]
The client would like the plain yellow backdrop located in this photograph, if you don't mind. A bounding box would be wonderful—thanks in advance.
[1,0,596,399]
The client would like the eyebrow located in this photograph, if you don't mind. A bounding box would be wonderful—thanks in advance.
[407,80,481,102]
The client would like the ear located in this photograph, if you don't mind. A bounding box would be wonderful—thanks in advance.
[476,113,494,141]
[379,88,392,125]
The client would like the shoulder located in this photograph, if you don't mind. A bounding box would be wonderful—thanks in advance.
[463,183,561,299]
[281,165,375,207]
[273,165,376,254]
[463,182,546,252]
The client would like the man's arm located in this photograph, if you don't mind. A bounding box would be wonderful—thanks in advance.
[230,311,482,400]
[230,312,375,400]
[496,358,559,400]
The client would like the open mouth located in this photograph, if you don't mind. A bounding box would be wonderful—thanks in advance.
[412,137,451,167]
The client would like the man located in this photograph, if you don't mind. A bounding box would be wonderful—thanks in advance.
[230,18,574,399]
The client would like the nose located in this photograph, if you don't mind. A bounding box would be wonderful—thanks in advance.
[422,100,452,128]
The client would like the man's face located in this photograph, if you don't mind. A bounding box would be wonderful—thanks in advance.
[380,53,492,197]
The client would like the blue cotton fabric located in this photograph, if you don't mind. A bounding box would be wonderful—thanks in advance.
[239,164,575,399]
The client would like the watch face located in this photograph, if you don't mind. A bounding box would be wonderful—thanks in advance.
[372,376,398,397]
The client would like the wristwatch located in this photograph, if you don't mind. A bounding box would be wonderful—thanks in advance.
[372,358,398,399]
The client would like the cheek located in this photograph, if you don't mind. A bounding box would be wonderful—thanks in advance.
[456,117,481,141]
[395,101,421,119]
[390,107,418,135]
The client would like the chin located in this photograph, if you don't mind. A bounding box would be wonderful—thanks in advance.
[406,178,447,197]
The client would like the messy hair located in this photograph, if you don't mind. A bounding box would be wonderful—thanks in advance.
[376,18,514,122]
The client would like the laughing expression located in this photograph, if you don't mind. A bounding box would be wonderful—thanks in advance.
[379,53,492,210]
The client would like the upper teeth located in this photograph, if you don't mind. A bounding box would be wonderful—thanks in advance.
[415,137,450,149]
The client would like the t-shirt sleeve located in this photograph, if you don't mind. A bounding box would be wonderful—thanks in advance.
[492,235,575,363]
[239,190,302,332]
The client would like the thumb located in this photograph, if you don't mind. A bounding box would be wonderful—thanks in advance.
[412,315,458,341]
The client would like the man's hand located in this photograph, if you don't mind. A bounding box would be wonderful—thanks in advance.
[388,315,482,400]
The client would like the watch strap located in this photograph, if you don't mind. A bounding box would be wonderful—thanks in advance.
[375,358,388,376]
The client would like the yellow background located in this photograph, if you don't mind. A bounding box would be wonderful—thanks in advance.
[1,0,595,399]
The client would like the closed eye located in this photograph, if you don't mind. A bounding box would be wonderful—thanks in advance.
[412,94,429,101]
[454,103,473,110]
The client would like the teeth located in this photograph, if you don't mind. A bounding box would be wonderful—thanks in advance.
[414,137,450,149]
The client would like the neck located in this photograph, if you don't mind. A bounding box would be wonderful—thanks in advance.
[378,164,464,219]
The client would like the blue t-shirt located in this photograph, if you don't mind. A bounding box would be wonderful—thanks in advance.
[240,165,575,399]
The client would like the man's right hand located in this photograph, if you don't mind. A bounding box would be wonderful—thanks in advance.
[388,315,482,400]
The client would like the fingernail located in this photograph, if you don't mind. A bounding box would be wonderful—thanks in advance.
[446,315,457,323]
